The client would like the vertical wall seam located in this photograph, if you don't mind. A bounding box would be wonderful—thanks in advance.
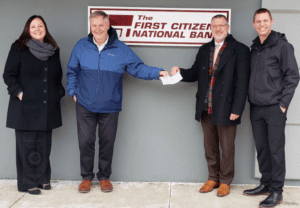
[168,182,172,208]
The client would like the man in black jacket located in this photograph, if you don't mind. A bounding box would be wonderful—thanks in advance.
[171,15,250,197]
[243,8,299,208]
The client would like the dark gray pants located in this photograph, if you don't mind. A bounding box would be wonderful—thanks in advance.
[15,130,52,192]
[250,104,287,194]
[76,102,119,181]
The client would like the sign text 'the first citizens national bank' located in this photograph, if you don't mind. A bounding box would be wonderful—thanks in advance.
[88,6,231,47]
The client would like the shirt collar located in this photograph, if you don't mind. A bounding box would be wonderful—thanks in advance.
[93,35,109,52]
[214,40,224,48]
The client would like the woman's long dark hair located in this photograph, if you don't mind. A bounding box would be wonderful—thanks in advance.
[16,15,60,50]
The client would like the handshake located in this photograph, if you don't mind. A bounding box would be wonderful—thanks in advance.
[159,66,182,85]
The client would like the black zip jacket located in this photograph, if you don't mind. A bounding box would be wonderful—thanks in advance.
[248,30,299,108]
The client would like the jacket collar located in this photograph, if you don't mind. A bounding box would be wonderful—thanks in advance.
[251,30,276,50]
[216,34,237,75]
[202,34,236,50]
[202,34,237,76]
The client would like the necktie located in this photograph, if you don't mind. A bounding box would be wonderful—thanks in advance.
[213,43,220,67]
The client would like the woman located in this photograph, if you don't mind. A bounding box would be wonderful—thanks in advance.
[3,15,65,195]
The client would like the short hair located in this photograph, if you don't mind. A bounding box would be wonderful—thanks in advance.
[253,8,272,22]
[89,10,109,23]
[211,15,228,24]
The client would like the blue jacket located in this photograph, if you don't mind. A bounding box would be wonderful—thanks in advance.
[66,27,162,113]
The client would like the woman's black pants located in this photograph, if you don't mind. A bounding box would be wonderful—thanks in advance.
[15,130,52,192]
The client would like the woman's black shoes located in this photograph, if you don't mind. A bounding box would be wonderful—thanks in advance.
[28,188,41,195]
[38,184,51,190]
[22,184,51,195]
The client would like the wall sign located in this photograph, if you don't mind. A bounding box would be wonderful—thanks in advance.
[88,6,231,46]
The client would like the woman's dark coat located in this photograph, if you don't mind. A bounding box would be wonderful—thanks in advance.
[180,34,250,125]
[3,42,65,131]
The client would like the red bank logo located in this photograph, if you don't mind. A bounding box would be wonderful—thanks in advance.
[109,15,134,37]
[88,7,231,47]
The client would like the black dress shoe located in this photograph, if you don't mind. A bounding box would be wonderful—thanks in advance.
[243,184,270,196]
[259,192,283,208]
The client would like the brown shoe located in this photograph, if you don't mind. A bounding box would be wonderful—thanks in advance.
[199,180,219,193]
[78,180,92,193]
[100,179,113,192]
[217,183,230,197]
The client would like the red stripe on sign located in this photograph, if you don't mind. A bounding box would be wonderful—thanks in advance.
[126,29,131,37]
[91,9,229,24]
[109,15,133,26]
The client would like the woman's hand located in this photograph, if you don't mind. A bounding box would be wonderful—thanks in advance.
[18,92,23,101]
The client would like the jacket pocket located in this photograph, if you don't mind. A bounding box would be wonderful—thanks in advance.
[273,104,286,114]
[21,92,27,102]
[48,85,61,102]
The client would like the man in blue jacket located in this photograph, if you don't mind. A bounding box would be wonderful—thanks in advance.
[66,10,168,193]
[243,8,299,208]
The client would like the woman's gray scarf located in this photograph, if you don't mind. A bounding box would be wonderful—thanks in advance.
[27,39,56,61]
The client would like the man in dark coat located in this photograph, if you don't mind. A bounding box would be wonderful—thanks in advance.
[243,8,299,208]
[171,14,250,197]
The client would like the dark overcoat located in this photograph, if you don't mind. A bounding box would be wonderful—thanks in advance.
[180,34,250,125]
[3,42,65,131]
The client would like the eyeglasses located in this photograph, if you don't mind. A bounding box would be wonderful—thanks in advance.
[211,24,228,29]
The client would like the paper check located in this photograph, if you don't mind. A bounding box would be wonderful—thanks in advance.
[160,72,183,85]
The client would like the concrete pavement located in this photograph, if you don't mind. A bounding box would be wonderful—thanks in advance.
[0,180,299,208]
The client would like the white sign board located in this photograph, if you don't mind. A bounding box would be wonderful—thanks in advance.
[88,6,231,46]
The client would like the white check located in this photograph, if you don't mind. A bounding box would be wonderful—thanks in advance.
[160,72,183,85]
